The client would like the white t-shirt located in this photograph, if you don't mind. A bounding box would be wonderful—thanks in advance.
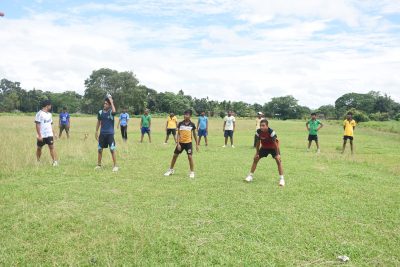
[35,110,53,138]
[224,115,236,130]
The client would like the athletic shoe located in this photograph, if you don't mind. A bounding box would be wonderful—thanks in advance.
[164,142,167,145]
[317,149,320,153]
[164,169,174,176]
[245,175,253,182]
[231,145,235,148]
[222,145,226,148]
[279,178,285,187]
[52,161,58,167]
[94,165,102,170]
[189,172,195,178]
[112,166,119,172]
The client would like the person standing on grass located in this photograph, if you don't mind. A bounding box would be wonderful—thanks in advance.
[197,111,209,146]
[140,109,152,143]
[117,107,130,142]
[222,110,236,148]
[58,107,70,139]
[35,99,58,166]
[164,112,178,144]
[95,96,118,172]
[164,109,199,178]
[306,112,323,153]
[342,112,356,154]
[245,119,285,186]
[254,112,264,148]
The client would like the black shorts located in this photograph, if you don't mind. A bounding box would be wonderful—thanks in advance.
[167,129,176,136]
[98,134,116,150]
[59,124,69,133]
[224,130,234,138]
[174,143,193,155]
[308,134,318,141]
[258,148,278,159]
[343,135,354,141]
[37,137,54,147]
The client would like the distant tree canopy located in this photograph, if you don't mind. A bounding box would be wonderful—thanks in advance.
[1,68,400,121]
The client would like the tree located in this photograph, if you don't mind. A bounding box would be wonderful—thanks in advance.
[335,92,376,117]
[263,95,305,120]
[316,104,336,119]
[81,68,143,114]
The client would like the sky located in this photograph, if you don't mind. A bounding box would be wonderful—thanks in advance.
[1,0,400,108]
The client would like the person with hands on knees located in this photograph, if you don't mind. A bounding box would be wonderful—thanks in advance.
[245,119,285,187]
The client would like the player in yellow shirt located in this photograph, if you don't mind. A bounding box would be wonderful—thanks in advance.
[164,110,199,178]
[164,112,178,144]
[342,112,357,154]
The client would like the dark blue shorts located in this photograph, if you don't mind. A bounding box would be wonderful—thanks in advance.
[141,127,150,135]
[198,129,208,137]
[224,130,234,138]
[98,134,116,151]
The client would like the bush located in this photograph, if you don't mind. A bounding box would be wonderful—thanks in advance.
[394,113,400,121]
[345,108,369,122]
[369,112,390,121]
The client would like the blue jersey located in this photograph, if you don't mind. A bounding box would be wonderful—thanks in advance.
[119,113,130,126]
[98,109,116,134]
[59,112,70,125]
[198,116,208,130]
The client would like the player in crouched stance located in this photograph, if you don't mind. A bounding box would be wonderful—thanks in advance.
[245,119,285,186]
[164,110,199,178]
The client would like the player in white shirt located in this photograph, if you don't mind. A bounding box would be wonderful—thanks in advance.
[35,100,58,166]
[222,111,236,148]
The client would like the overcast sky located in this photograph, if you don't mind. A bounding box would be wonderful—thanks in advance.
[1,0,400,108]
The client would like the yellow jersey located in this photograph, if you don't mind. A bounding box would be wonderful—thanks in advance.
[343,119,356,136]
[167,116,178,129]
[178,120,196,143]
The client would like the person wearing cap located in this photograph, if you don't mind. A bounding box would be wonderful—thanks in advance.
[164,112,178,144]
[95,96,118,172]
[254,112,264,148]
[140,109,152,143]
[164,109,199,178]
[35,99,58,166]
[59,107,71,139]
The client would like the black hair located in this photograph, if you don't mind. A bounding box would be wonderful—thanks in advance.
[260,118,269,125]
[41,99,51,108]
[184,109,192,115]
[347,112,353,116]
[104,98,111,105]
[311,112,317,116]
[63,107,67,110]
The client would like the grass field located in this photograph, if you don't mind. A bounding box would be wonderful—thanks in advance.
[0,115,399,266]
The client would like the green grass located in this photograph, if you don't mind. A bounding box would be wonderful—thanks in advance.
[0,116,399,266]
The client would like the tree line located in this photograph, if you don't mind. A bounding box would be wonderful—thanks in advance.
[1,68,400,121]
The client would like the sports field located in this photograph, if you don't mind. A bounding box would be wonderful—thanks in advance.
[0,115,399,265]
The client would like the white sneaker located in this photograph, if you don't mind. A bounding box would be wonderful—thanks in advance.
[231,145,235,148]
[279,178,285,187]
[245,175,253,182]
[189,172,195,178]
[164,169,174,176]
[164,142,167,145]
[112,166,119,172]
[94,165,102,170]
[317,149,321,153]
[222,145,226,148]
[52,161,58,167]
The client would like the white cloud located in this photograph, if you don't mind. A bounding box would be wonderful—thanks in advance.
[0,0,399,108]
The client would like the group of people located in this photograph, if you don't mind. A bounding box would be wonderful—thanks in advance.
[34,96,357,187]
